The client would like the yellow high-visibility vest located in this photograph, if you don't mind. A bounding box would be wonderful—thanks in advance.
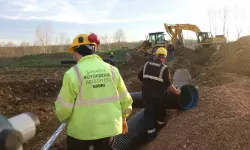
[55,54,133,140]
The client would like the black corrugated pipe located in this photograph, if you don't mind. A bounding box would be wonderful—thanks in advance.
[130,84,199,110]
[113,109,164,150]
[112,84,198,150]
[130,92,144,108]
[113,109,145,150]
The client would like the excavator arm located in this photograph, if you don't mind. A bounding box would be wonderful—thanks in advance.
[164,23,214,49]
[164,24,183,49]
[174,24,201,33]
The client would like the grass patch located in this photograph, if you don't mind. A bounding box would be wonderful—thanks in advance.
[0,52,72,68]
[0,50,126,68]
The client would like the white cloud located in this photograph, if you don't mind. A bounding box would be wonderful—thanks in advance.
[0,0,177,24]
[0,0,249,41]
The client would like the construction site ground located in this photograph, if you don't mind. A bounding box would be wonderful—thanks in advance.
[0,36,250,150]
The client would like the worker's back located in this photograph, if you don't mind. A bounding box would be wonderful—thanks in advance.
[65,54,123,140]
[139,59,171,98]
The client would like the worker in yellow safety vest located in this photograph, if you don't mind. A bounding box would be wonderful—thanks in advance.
[55,33,133,150]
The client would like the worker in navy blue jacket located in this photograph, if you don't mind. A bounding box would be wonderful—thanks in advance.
[138,47,181,141]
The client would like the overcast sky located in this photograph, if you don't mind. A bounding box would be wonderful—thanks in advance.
[0,0,249,45]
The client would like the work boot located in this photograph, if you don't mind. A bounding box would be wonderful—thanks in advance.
[147,132,156,141]
[155,121,166,131]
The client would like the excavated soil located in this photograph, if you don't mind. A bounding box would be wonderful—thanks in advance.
[1,37,250,150]
[0,55,145,150]
[143,37,250,149]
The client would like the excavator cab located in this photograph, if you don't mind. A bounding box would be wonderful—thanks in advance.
[197,32,213,47]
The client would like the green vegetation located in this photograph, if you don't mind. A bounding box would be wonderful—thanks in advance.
[0,49,130,68]
[0,52,72,68]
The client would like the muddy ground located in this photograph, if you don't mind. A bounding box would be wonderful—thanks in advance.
[0,36,250,150]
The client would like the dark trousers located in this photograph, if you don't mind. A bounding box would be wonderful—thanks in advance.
[67,136,114,150]
[143,96,166,134]
[109,59,115,66]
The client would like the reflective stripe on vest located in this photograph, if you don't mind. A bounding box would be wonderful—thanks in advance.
[56,96,74,108]
[56,90,129,108]
[147,128,156,133]
[73,65,83,102]
[142,62,168,82]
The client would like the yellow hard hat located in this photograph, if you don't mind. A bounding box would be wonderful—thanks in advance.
[155,47,167,56]
[68,33,100,53]
[111,52,113,55]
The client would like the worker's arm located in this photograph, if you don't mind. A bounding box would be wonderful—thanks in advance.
[55,72,77,122]
[115,69,133,118]
[163,67,181,95]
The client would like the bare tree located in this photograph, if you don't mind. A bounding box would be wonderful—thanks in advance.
[54,36,58,45]
[5,41,15,47]
[58,33,66,45]
[226,23,229,40]
[207,8,213,33]
[33,41,39,46]
[222,7,228,36]
[65,37,71,45]
[35,24,53,46]
[20,41,30,47]
[55,32,71,45]
[207,8,219,35]
[113,29,125,49]
[235,7,244,39]
[213,10,217,35]
[101,34,112,51]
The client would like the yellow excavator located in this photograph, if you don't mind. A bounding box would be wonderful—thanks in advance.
[164,23,227,49]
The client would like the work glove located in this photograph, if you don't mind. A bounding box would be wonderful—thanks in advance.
[122,118,128,134]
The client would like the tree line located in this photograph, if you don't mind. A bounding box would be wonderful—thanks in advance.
[0,25,129,51]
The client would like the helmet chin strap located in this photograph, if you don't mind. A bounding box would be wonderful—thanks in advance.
[85,44,96,54]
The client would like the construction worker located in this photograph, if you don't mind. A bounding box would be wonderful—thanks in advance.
[109,52,115,66]
[55,33,133,150]
[167,44,175,60]
[138,47,181,141]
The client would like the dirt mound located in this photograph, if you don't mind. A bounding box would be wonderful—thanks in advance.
[144,79,250,149]
[178,47,216,65]
[207,35,250,76]
[0,79,61,104]
[117,54,145,92]
[142,42,250,149]
[193,35,250,87]
[171,47,216,78]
